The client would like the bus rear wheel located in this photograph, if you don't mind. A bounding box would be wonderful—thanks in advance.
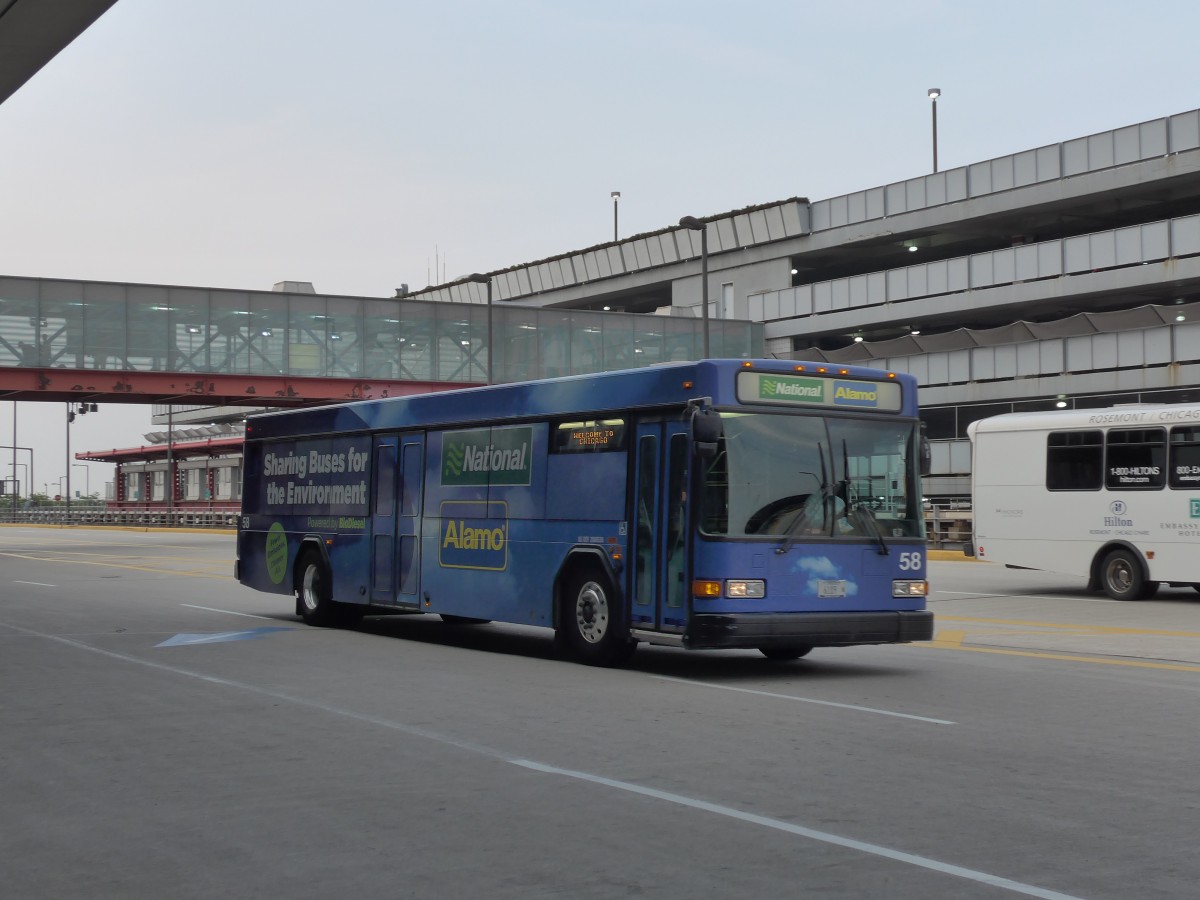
[1100,548,1159,601]
[297,550,361,627]
[759,646,813,661]
[557,566,636,667]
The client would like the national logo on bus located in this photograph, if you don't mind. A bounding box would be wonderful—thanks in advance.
[758,374,825,402]
[441,426,533,486]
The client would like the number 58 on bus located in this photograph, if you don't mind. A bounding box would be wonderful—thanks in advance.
[235,359,933,666]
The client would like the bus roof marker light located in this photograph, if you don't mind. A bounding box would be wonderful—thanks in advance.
[794,365,805,372]
[817,367,827,373]
[682,381,694,389]
[741,361,753,368]
[839,369,849,375]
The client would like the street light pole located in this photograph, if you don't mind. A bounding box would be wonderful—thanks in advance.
[10,402,15,520]
[611,191,620,241]
[73,463,90,499]
[65,402,71,520]
[678,216,710,359]
[928,88,941,174]
[466,273,494,385]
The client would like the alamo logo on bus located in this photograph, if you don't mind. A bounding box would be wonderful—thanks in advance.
[442,426,533,486]
[439,501,508,570]
[831,380,881,408]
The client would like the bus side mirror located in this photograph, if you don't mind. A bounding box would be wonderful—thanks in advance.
[692,408,723,458]
[919,422,932,476]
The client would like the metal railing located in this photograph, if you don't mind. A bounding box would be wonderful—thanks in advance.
[925,504,973,551]
[0,506,238,529]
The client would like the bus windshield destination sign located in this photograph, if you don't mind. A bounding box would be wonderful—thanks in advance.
[556,420,626,453]
[736,371,902,412]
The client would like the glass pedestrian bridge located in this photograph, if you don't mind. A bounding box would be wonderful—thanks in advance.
[0,276,762,386]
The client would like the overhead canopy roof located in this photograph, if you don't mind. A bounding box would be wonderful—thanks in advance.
[0,0,118,105]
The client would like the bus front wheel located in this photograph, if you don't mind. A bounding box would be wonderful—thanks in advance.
[1100,548,1159,601]
[297,551,361,627]
[557,566,636,667]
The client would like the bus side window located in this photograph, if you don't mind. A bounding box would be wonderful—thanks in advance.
[1046,430,1103,491]
[1105,428,1165,491]
[1169,426,1200,490]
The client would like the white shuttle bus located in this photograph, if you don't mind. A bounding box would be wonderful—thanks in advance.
[968,405,1200,600]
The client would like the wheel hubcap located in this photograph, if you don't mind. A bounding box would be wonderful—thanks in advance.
[575,581,608,643]
[1108,561,1132,592]
[302,565,321,611]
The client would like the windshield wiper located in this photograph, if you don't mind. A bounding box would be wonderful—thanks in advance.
[777,445,834,554]
[851,503,890,555]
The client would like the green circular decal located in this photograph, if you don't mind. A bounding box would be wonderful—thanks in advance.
[265,522,289,585]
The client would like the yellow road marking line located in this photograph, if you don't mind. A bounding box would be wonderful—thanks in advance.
[936,615,1200,638]
[916,640,1200,673]
[0,551,232,580]
[929,629,965,648]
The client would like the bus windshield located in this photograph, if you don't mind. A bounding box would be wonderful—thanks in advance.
[701,412,924,540]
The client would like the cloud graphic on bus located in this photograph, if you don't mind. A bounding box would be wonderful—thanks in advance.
[794,555,859,597]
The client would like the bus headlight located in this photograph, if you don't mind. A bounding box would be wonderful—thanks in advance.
[892,580,928,598]
[725,579,765,599]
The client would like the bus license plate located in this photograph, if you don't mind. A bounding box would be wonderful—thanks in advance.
[817,580,847,598]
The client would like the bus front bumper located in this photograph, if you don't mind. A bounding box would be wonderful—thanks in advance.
[686,610,934,650]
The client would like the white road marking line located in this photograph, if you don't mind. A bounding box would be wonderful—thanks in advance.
[14,581,56,587]
[181,604,274,620]
[513,760,1083,900]
[653,675,955,725]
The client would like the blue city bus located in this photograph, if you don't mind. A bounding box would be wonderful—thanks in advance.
[236,359,932,665]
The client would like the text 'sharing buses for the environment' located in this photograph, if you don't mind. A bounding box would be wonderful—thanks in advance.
[236,359,933,665]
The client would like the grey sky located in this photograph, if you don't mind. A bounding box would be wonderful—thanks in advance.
[3,0,1200,494]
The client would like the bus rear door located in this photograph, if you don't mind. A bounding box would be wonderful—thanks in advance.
[631,420,691,633]
[371,433,424,607]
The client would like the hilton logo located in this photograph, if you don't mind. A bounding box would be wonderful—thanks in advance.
[1105,500,1132,527]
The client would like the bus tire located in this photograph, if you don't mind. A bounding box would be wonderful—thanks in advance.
[557,565,636,667]
[1099,548,1159,601]
[759,645,813,661]
[296,550,361,627]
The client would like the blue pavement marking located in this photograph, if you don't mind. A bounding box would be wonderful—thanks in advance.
[156,627,292,647]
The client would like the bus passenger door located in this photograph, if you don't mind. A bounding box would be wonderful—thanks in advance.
[395,435,424,606]
[371,434,423,607]
[631,421,691,632]
[371,435,399,605]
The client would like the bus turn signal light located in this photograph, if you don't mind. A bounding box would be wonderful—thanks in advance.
[693,580,722,598]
